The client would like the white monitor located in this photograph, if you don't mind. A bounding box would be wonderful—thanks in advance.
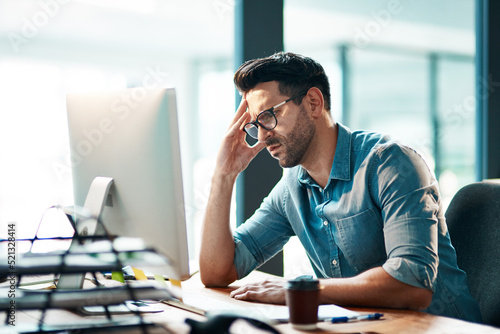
[65,87,190,282]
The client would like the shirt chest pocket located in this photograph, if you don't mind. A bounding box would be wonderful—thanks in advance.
[332,208,387,273]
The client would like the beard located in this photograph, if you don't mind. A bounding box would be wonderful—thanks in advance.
[266,105,316,168]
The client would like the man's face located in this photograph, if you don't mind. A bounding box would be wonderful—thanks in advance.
[245,82,316,168]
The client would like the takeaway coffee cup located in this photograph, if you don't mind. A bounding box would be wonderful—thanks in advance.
[285,277,320,330]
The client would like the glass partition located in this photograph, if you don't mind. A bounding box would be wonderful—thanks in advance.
[284,0,475,276]
[0,0,234,261]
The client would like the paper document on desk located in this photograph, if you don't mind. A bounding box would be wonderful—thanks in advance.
[230,303,360,323]
[177,291,359,323]
[245,304,359,322]
[266,304,359,322]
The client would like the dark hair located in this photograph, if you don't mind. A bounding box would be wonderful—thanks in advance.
[234,52,331,111]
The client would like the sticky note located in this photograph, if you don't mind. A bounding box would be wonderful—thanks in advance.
[154,274,167,287]
[170,279,182,301]
[111,271,125,283]
[170,279,182,289]
[132,267,148,280]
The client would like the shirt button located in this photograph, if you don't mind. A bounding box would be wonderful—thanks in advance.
[323,221,328,226]
[332,259,338,266]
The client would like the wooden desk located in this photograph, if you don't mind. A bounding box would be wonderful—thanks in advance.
[8,271,500,334]
[180,271,500,334]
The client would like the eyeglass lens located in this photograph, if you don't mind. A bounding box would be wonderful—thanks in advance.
[244,110,277,139]
[244,124,259,139]
[258,110,276,128]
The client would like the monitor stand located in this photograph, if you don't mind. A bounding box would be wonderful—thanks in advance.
[57,176,114,290]
[57,176,163,315]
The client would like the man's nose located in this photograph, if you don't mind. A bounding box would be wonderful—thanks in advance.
[257,126,272,142]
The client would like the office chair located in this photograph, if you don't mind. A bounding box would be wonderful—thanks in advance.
[445,180,500,327]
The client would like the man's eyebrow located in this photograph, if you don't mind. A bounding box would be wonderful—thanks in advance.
[246,107,259,120]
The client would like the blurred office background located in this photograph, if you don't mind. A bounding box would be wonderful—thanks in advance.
[0,0,480,275]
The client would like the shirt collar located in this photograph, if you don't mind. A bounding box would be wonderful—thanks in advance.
[298,122,352,187]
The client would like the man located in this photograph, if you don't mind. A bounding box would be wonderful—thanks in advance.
[199,52,481,322]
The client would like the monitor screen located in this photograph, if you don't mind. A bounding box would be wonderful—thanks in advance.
[65,87,190,282]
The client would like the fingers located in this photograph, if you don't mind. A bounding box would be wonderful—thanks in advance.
[225,112,249,141]
[249,139,266,154]
[229,280,286,304]
[231,285,262,302]
[237,97,248,114]
[231,289,259,301]
[226,100,250,136]
[229,284,250,298]
[228,98,248,129]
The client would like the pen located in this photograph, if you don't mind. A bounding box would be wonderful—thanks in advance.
[329,313,383,323]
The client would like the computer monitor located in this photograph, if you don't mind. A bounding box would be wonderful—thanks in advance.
[65,87,190,283]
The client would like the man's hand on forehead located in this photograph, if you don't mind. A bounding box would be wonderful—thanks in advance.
[242,93,251,111]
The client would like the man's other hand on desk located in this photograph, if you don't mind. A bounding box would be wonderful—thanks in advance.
[230,278,287,304]
[228,267,433,311]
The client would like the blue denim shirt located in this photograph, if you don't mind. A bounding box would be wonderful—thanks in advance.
[233,123,481,322]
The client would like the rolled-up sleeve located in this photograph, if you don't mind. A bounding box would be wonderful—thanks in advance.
[233,236,260,279]
[233,179,295,279]
[371,144,440,291]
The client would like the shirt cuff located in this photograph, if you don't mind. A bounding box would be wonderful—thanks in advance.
[383,257,436,291]
[234,237,259,279]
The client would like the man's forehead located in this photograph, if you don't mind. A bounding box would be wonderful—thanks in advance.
[245,82,285,116]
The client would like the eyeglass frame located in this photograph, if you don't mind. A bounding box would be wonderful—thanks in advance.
[243,91,307,139]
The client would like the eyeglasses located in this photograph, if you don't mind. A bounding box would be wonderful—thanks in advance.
[243,92,307,139]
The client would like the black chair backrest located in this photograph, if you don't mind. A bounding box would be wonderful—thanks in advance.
[445,181,500,327]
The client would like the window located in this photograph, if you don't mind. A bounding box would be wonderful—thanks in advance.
[0,1,234,262]
[284,0,475,276]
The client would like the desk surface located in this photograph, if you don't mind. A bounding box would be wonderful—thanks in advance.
[9,271,500,334]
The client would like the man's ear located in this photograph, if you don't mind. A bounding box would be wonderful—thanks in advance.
[304,87,324,117]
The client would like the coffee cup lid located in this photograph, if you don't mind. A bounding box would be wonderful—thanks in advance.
[286,276,319,290]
